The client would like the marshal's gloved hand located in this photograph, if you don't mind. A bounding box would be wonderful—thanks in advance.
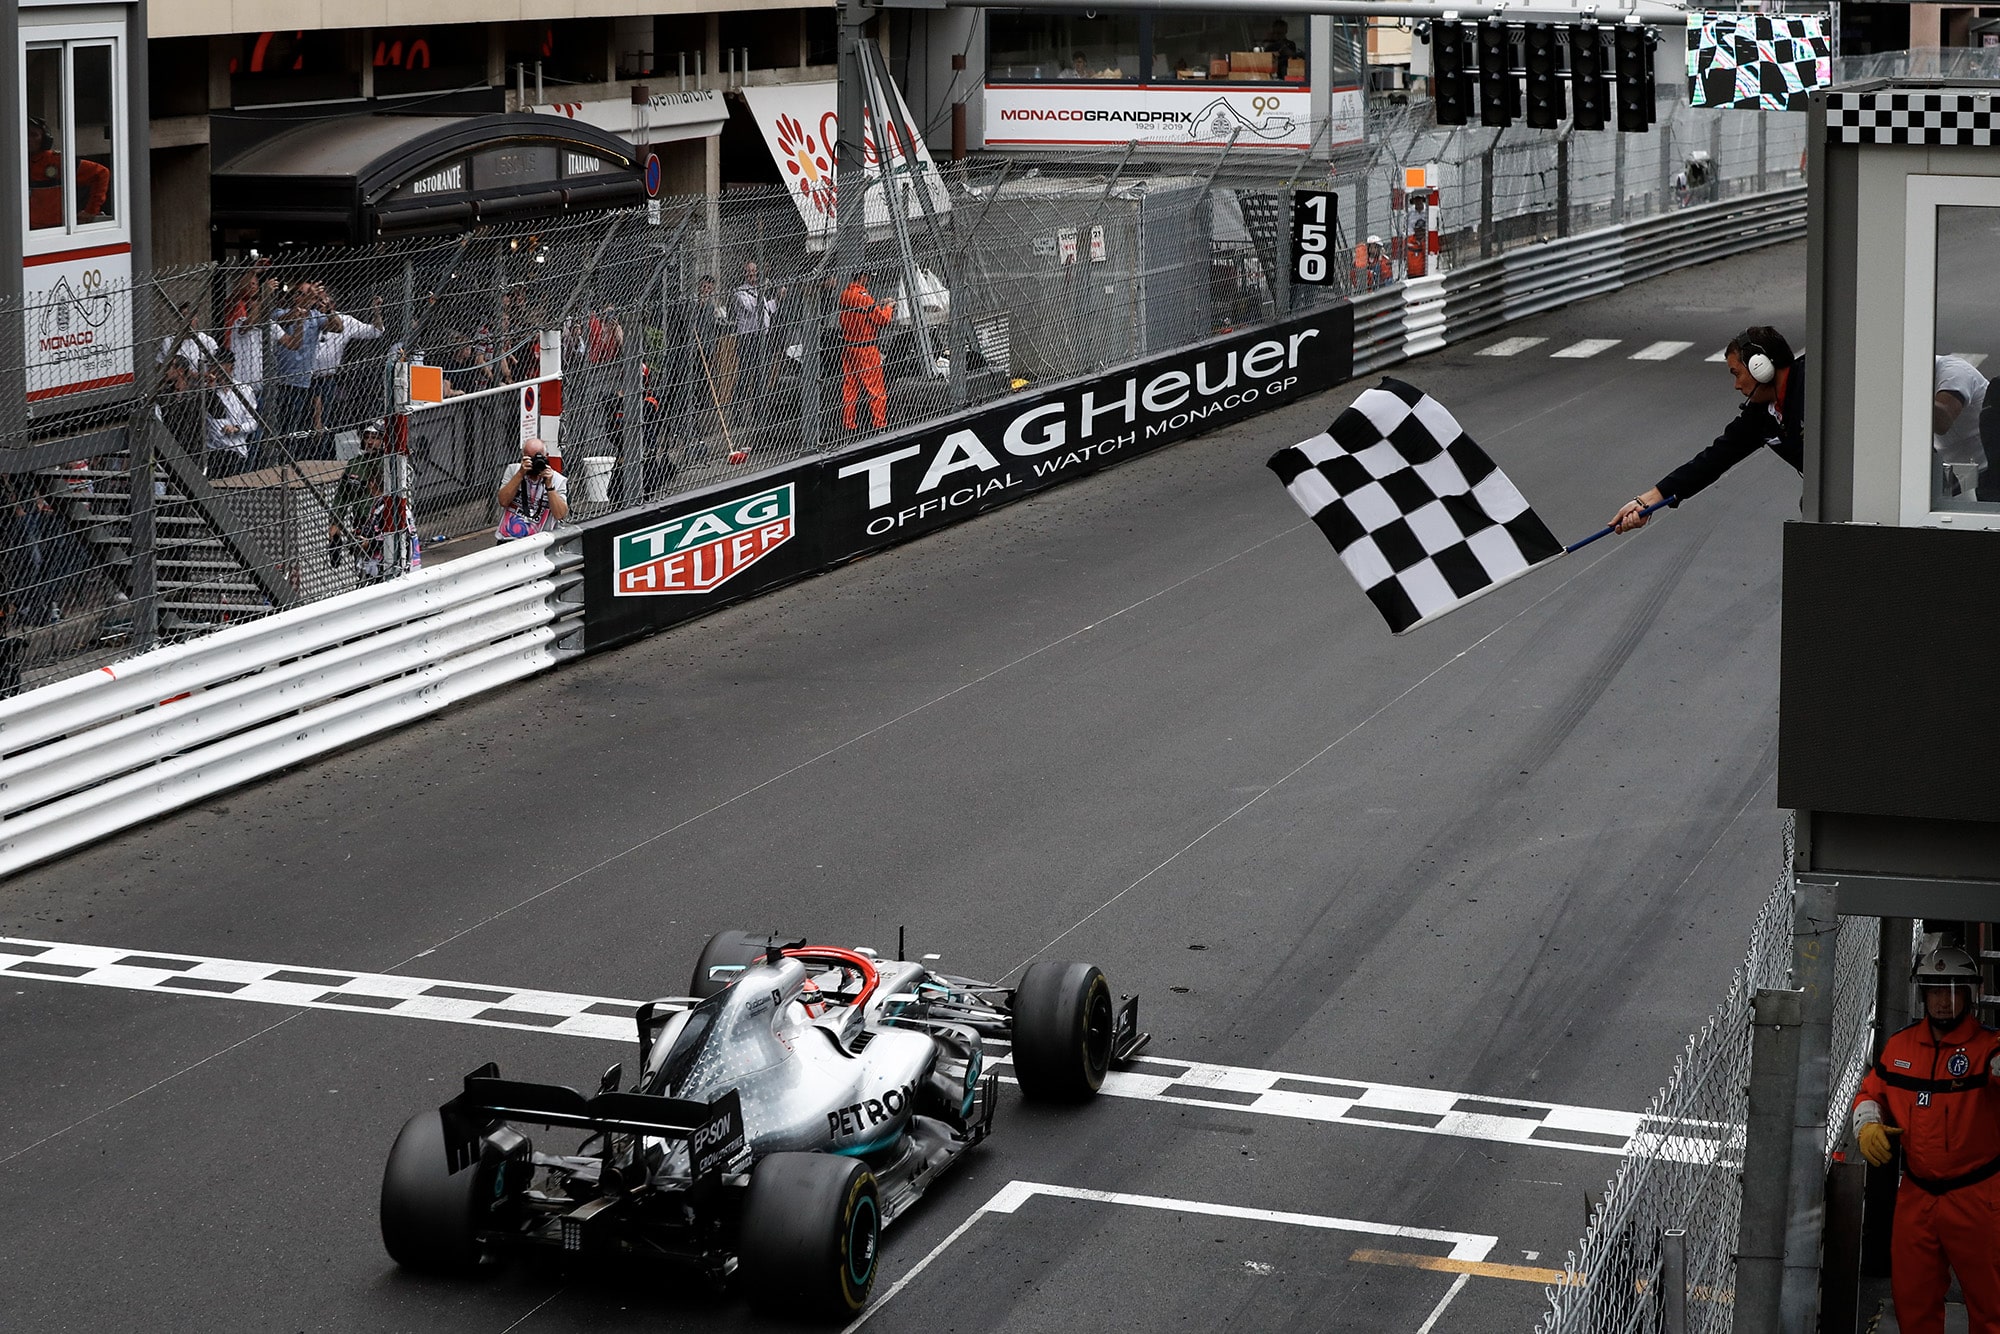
[1858,1122,1902,1168]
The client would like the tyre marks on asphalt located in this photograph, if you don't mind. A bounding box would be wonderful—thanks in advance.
[1,935,1736,1167]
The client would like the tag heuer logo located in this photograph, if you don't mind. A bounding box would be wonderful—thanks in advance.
[613,484,794,595]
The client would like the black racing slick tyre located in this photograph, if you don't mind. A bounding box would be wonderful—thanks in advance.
[1011,961,1115,1101]
[689,930,783,999]
[380,1110,507,1274]
[738,1152,880,1318]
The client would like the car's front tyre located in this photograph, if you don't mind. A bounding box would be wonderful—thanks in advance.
[1010,961,1114,1101]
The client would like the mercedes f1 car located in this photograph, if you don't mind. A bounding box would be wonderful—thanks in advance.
[380,932,1148,1318]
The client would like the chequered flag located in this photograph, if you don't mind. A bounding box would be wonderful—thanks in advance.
[1267,378,1563,634]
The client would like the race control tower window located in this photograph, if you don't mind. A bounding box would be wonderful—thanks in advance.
[988,12,1143,81]
[23,37,120,236]
[1930,203,2000,516]
[1150,14,1308,83]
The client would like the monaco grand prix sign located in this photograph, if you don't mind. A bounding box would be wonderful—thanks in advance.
[982,85,1362,151]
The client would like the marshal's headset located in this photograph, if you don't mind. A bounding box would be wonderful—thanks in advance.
[1734,328,1791,386]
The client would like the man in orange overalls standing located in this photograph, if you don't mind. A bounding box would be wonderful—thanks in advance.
[838,268,893,432]
[1853,946,2000,1334]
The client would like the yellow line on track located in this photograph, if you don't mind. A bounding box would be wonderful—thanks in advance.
[1348,1248,1585,1287]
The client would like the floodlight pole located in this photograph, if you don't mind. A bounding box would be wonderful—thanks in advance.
[837,0,872,293]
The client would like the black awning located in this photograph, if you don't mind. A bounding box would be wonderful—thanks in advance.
[211,112,646,248]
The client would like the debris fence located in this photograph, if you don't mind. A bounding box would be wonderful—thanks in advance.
[1535,818,1890,1334]
[0,91,1802,693]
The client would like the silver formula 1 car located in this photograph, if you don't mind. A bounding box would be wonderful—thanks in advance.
[380,932,1148,1318]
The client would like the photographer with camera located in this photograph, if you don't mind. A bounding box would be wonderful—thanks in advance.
[495,438,568,543]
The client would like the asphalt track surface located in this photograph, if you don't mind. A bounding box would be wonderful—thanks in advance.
[2,240,1805,1334]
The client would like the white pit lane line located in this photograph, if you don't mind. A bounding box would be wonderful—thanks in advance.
[842,1181,1498,1334]
[0,936,1733,1165]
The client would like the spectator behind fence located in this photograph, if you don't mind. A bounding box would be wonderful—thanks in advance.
[224,275,280,411]
[730,261,785,423]
[838,268,894,432]
[204,367,261,478]
[0,472,89,626]
[307,290,383,459]
[495,437,567,543]
[330,420,390,570]
[155,301,214,458]
[667,275,726,455]
[268,287,330,443]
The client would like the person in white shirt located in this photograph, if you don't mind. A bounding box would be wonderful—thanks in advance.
[305,290,384,459]
[203,370,261,478]
[1933,354,1989,500]
[157,300,219,373]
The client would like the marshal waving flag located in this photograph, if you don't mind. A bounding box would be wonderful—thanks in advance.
[1267,378,1565,634]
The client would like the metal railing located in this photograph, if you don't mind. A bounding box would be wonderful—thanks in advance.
[0,531,581,878]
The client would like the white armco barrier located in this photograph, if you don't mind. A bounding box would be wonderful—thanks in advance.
[0,533,582,878]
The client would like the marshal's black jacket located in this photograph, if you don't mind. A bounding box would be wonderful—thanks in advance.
[1656,357,1806,505]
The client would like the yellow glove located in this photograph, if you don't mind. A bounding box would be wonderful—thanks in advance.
[1857,1122,1901,1168]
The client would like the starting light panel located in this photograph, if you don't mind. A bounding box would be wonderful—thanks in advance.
[1570,26,1609,131]
[1421,19,1660,133]
[1433,22,1473,127]
[1524,23,1564,129]
[1477,20,1519,128]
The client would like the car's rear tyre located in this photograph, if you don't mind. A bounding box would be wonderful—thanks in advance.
[738,1152,879,1318]
[1011,961,1114,1101]
[380,1110,506,1274]
[689,930,783,999]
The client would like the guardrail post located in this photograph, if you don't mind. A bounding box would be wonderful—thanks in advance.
[617,340,643,508]
[1614,133,1627,226]
[1556,135,1571,238]
[1780,878,1838,1334]
[1708,114,1724,203]
[1661,1228,1688,1334]
[1757,112,1769,193]
[1660,108,1677,211]
[1734,987,1803,1334]
[1480,146,1495,259]
[123,420,157,652]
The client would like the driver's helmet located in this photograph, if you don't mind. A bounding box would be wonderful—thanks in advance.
[796,974,826,1018]
[1915,945,1981,998]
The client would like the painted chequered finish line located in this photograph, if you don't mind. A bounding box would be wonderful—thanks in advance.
[2,936,1733,1163]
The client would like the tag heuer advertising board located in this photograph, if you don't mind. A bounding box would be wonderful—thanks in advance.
[613,485,795,595]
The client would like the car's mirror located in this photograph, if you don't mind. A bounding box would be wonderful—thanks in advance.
[599,1062,623,1094]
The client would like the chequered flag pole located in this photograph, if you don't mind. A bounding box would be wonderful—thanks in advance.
[1562,497,1677,554]
[1269,378,1667,635]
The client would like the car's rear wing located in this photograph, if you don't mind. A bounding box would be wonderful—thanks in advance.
[440,1063,745,1181]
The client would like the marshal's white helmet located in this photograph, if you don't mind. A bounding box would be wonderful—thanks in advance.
[1914,946,1981,989]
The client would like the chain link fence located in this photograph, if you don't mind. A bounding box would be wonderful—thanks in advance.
[0,92,1804,695]
[1535,816,1893,1334]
